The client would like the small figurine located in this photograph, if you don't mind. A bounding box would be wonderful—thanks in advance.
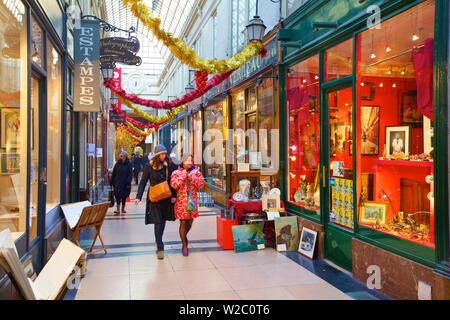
[300,176,307,200]
[305,183,314,206]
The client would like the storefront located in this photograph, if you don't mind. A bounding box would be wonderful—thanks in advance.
[228,34,280,198]
[279,0,449,299]
[0,0,107,299]
[203,83,229,206]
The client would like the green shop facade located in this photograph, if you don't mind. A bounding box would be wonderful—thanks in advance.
[277,0,449,299]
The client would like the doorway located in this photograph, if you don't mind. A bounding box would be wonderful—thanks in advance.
[323,85,354,271]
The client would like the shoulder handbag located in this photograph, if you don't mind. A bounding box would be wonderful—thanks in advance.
[148,166,172,202]
[186,177,197,212]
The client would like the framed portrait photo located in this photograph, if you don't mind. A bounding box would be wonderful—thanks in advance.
[298,227,318,259]
[359,201,388,225]
[385,125,411,158]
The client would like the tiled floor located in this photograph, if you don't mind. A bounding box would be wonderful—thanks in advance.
[66,186,388,300]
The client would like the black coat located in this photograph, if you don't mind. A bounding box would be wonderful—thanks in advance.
[133,156,144,173]
[136,162,177,225]
[111,158,133,199]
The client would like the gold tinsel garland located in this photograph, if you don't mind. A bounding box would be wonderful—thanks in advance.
[122,0,264,74]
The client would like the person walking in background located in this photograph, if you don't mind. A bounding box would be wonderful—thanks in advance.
[111,151,133,215]
[133,152,144,185]
[171,154,205,256]
[134,145,176,260]
[142,153,150,167]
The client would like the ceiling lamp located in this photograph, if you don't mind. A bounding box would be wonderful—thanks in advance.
[412,33,419,41]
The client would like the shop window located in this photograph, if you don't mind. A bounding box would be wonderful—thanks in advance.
[324,38,353,82]
[0,2,28,238]
[205,101,227,189]
[96,114,103,182]
[46,40,62,212]
[31,16,44,68]
[257,77,275,169]
[192,112,202,165]
[356,0,435,248]
[286,55,320,214]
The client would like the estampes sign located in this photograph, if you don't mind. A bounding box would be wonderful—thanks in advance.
[74,20,100,112]
[228,39,278,88]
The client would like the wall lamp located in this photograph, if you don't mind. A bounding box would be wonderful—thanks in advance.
[312,22,339,33]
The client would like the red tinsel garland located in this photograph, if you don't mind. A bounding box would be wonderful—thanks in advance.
[104,70,233,109]
[112,104,167,129]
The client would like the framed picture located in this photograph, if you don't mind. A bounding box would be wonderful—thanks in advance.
[298,227,318,259]
[385,125,411,158]
[359,201,388,225]
[231,224,265,253]
[249,151,262,170]
[274,216,300,252]
[361,82,376,101]
[361,106,380,155]
[1,108,20,149]
[400,90,422,127]
[262,193,280,211]
[423,115,433,155]
[0,153,20,173]
[330,122,346,156]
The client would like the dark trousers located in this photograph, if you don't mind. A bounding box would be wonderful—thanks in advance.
[154,221,166,251]
[115,194,127,207]
[134,170,140,184]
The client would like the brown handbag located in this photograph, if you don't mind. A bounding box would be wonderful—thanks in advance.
[148,166,172,202]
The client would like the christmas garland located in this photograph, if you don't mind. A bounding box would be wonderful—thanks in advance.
[116,94,186,123]
[104,70,233,109]
[126,120,156,137]
[122,0,267,74]
[111,103,166,129]
[120,123,145,138]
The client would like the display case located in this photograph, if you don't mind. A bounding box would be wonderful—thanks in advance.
[355,0,436,249]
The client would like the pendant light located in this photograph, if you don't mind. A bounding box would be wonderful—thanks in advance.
[370,32,376,59]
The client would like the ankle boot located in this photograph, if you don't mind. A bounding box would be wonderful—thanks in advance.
[122,204,126,213]
[114,204,120,215]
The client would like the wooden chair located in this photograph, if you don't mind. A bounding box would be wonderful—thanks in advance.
[0,229,86,300]
[70,202,110,255]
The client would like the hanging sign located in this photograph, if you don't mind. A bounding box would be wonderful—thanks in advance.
[100,37,142,66]
[74,20,101,112]
[109,110,126,123]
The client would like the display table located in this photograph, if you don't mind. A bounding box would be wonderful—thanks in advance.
[228,199,286,225]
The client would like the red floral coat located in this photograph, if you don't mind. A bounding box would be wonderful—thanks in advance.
[170,168,205,220]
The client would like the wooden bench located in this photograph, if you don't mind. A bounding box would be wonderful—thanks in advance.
[0,229,86,300]
[61,201,110,255]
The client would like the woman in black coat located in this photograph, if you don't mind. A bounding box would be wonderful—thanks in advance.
[134,145,176,260]
[111,151,133,215]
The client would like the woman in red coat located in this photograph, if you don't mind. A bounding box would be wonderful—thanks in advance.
[170,154,205,256]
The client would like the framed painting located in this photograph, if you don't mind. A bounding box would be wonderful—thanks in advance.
[262,193,280,211]
[231,224,265,253]
[359,201,388,225]
[360,106,380,155]
[298,227,318,259]
[400,90,422,127]
[274,216,299,252]
[1,108,20,149]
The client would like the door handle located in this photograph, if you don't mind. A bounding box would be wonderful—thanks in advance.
[40,168,47,185]
[322,165,326,188]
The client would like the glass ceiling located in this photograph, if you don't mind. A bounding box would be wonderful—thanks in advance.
[104,0,197,86]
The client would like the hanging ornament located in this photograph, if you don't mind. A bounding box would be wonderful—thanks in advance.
[195,70,208,91]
